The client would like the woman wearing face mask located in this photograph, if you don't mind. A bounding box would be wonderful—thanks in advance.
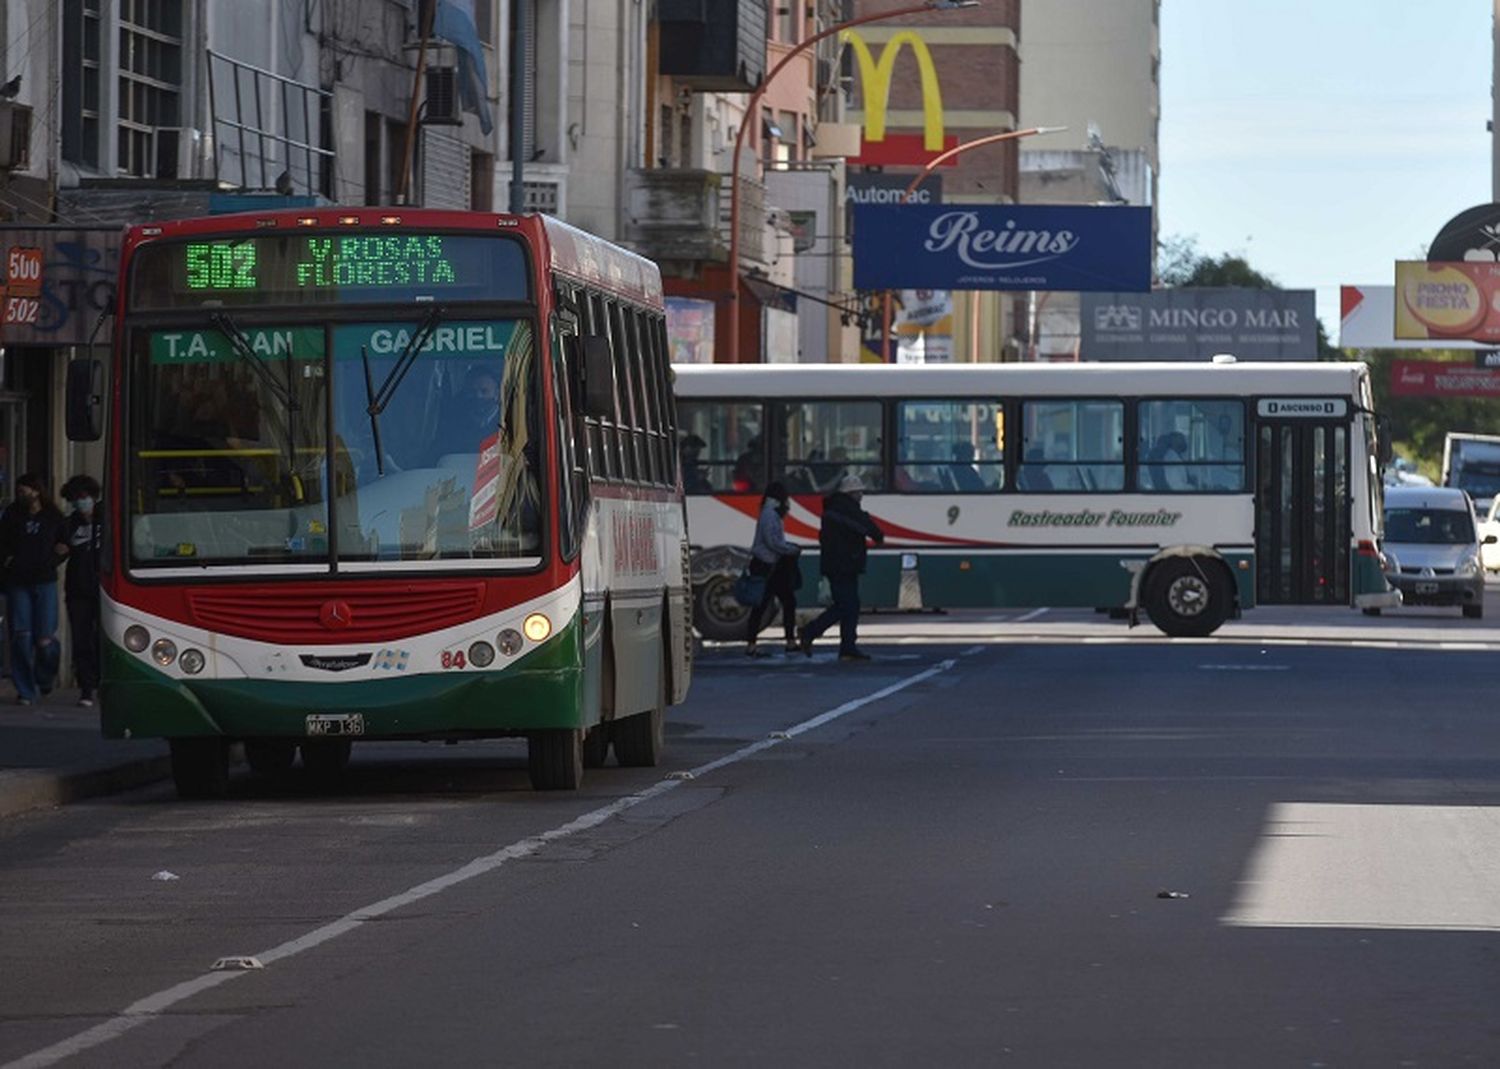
[745,481,802,656]
[0,474,70,705]
[61,475,102,707]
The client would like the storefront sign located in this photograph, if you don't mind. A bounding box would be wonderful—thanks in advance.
[1389,359,1500,397]
[1082,289,1317,360]
[0,228,120,346]
[843,29,958,167]
[852,204,1152,292]
[1394,261,1500,342]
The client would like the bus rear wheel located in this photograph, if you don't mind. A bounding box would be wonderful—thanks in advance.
[529,729,583,790]
[1145,557,1231,638]
[614,662,667,768]
[694,575,750,642]
[170,738,230,799]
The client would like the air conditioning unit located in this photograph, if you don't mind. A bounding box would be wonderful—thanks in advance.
[152,127,207,180]
[424,68,463,126]
[0,102,32,170]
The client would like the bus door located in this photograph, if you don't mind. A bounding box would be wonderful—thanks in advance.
[1254,399,1351,604]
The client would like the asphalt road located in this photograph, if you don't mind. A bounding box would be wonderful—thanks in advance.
[4,590,1500,1067]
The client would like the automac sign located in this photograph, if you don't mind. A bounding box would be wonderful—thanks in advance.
[852,204,1152,292]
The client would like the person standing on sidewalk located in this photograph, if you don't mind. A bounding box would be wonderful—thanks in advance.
[798,474,885,662]
[0,474,69,705]
[745,481,801,656]
[61,475,102,707]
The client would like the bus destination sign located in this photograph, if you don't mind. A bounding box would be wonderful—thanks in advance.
[184,236,461,292]
[131,232,529,309]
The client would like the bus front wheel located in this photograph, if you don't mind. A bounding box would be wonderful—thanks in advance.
[169,738,230,799]
[529,729,583,790]
[1144,558,1231,638]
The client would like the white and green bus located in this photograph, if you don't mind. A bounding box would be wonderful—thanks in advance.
[674,359,1398,638]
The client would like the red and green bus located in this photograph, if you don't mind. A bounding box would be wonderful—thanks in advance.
[66,208,691,795]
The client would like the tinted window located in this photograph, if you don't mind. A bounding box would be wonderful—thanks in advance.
[896,400,1004,493]
[1137,399,1246,492]
[1018,400,1124,492]
[780,401,884,493]
[1384,507,1475,544]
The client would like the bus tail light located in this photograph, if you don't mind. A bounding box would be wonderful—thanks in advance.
[124,625,150,653]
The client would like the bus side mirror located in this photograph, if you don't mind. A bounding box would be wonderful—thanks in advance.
[66,359,104,442]
[580,335,615,420]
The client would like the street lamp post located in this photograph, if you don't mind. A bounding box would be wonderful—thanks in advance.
[880,125,1066,363]
[724,0,978,364]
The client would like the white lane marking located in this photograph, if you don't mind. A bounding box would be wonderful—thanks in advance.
[1013,608,1050,624]
[1224,802,1500,931]
[2,659,957,1069]
[1198,664,1291,672]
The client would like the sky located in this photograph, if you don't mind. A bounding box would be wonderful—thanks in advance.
[1158,0,1494,339]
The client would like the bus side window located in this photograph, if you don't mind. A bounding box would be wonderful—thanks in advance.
[653,317,676,485]
[633,309,663,486]
[606,299,641,482]
[1136,399,1246,493]
[677,400,762,494]
[1019,400,1124,492]
[587,292,621,482]
[895,400,1004,493]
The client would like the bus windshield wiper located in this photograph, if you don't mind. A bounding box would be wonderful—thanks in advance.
[208,311,300,470]
[363,306,443,477]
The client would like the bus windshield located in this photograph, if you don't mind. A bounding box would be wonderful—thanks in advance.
[127,318,542,569]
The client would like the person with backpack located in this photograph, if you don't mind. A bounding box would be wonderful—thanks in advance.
[745,481,801,656]
[61,475,102,707]
[0,474,70,705]
[798,474,884,662]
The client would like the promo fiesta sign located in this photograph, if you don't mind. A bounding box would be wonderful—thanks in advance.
[842,29,958,167]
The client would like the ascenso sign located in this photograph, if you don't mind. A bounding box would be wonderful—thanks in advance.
[842,29,957,167]
[852,204,1153,292]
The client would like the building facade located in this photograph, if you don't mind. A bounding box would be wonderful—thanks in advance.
[1018,0,1160,359]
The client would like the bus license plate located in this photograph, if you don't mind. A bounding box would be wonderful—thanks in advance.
[1414,582,1439,595]
[305,714,365,737]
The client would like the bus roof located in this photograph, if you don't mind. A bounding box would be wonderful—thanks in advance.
[672,361,1370,399]
[541,215,663,308]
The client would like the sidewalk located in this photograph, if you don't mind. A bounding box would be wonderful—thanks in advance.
[0,690,170,820]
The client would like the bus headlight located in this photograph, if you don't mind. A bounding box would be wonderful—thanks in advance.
[496,629,524,656]
[151,639,178,666]
[124,625,150,653]
[179,649,206,674]
[523,614,552,643]
[468,641,496,668]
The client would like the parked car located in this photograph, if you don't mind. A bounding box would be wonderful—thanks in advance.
[1378,486,1493,619]
[1479,495,1500,572]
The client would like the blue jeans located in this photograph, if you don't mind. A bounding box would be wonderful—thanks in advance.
[7,582,60,701]
[803,574,861,655]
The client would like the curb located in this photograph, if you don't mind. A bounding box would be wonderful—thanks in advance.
[0,755,172,821]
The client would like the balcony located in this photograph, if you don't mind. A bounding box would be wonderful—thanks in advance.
[622,168,767,269]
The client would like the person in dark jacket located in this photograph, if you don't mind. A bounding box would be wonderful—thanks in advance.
[0,474,69,704]
[798,474,884,661]
[61,475,102,707]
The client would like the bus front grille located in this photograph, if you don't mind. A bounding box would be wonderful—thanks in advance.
[187,584,486,643]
